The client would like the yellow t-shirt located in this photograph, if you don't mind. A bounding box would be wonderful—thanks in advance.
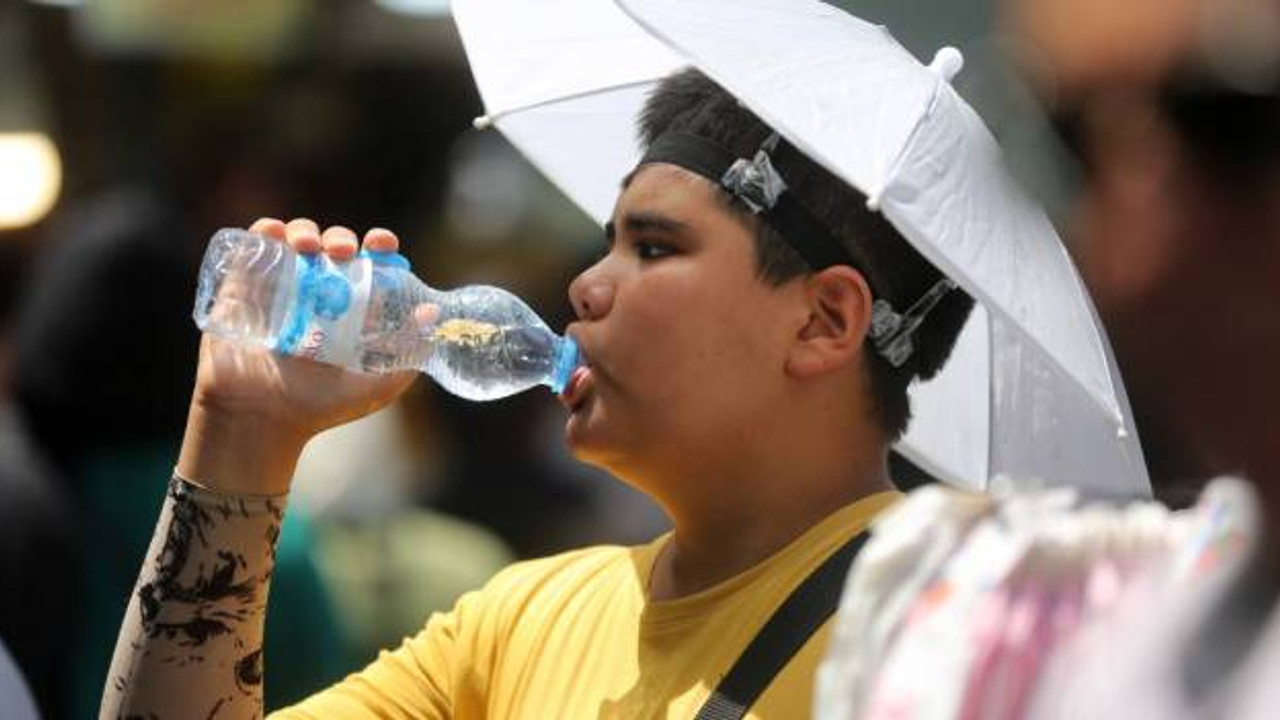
[274,492,898,719]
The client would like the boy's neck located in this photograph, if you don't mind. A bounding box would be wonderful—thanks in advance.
[647,453,892,601]
[638,371,895,601]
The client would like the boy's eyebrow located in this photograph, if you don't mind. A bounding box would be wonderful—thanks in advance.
[608,211,691,238]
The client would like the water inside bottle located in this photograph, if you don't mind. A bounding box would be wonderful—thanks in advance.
[424,324,560,401]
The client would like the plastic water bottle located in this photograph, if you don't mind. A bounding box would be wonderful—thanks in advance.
[192,228,580,401]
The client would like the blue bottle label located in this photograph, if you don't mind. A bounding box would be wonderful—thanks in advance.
[277,255,373,369]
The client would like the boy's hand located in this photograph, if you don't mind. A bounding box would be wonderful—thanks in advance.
[177,217,417,496]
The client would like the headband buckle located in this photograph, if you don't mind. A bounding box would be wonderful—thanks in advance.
[869,278,959,367]
[721,134,787,213]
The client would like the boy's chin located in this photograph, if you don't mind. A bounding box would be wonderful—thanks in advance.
[564,421,628,472]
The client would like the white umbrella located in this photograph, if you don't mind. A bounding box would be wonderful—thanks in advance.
[451,0,1150,498]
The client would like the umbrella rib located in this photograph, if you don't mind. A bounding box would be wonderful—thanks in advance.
[475,78,666,129]
[865,77,944,211]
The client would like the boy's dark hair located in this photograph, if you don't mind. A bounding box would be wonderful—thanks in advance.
[638,68,974,440]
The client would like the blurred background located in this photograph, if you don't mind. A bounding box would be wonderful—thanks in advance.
[0,0,1224,716]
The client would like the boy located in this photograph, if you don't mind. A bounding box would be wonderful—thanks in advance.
[102,68,971,718]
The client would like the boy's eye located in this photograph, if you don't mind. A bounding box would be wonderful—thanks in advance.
[635,241,674,260]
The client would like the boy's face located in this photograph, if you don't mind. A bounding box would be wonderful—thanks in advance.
[562,164,808,484]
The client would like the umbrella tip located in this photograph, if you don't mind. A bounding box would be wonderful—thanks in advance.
[473,115,493,130]
[928,46,965,83]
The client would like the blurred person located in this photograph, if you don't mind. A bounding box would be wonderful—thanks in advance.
[816,1,1280,717]
[0,230,74,719]
[1016,0,1280,715]
[1012,0,1280,503]
[9,190,351,715]
[99,65,975,718]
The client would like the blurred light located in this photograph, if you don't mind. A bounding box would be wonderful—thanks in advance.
[26,0,85,7]
[76,0,308,60]
[375,0,451,17]
[0,133,62,230]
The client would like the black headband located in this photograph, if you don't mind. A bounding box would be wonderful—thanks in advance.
[638,131,855,271]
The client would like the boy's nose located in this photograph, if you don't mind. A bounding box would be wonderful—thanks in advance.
[569,267,615,321]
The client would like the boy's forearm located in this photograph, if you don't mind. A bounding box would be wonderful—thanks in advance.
[101,475,286,719]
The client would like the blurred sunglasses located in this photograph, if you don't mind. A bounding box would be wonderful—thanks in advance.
[1049,69,1280,175]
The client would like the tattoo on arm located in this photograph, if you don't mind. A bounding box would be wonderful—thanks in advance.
[101,475,286,719]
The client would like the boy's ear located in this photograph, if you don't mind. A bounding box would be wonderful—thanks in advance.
[786,266,874,378]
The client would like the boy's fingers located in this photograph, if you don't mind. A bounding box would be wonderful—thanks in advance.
[249,217,286,239]
[268,219,397,260]
[285,218,322,254]
[362,227,399,254]
[321,226,359,261]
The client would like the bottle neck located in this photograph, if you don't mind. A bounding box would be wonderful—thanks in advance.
[548,334,580,394]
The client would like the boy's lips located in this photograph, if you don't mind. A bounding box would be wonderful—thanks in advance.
[559,364,594,412]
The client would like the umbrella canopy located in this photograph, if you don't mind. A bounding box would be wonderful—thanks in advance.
[452,0,1150,498]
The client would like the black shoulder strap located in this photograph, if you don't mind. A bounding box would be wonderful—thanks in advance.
[693,530,870,720]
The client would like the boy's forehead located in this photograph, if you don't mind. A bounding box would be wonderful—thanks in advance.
[615,163,725,214]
